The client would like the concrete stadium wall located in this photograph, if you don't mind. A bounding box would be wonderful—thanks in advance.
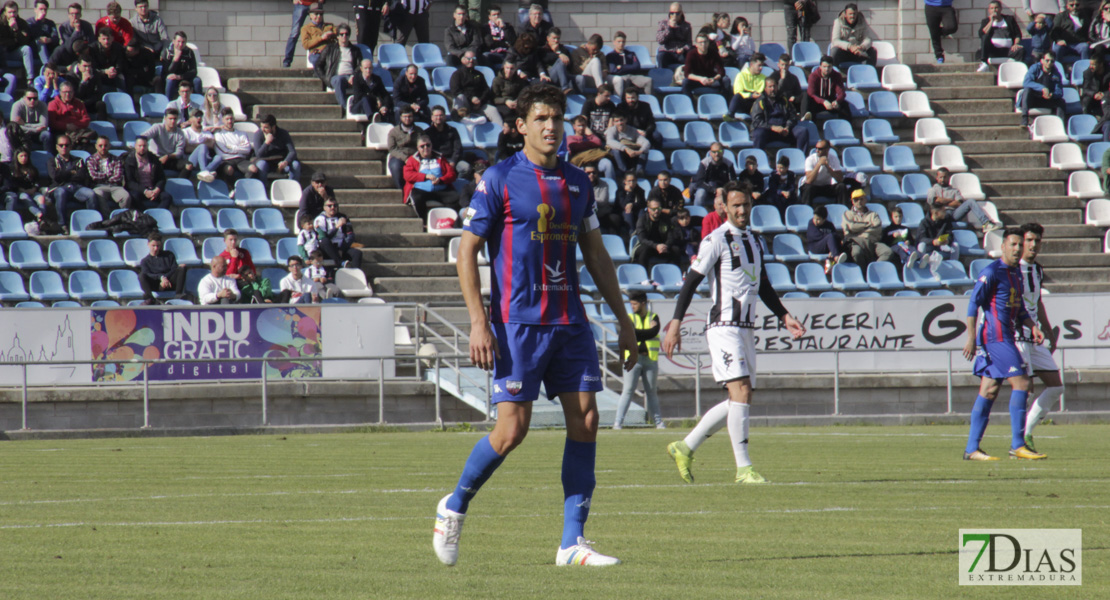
[24,0,1031,70]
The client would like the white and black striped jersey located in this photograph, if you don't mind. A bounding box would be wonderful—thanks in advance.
[689,223,764,328]
[1018,259,1044,341]
[397,0,431,13]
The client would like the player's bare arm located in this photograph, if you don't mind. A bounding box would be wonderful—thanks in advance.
[457,230,499,370]
[963,315,978,361]
[1037,300,1055,351]
[580,228,638,371]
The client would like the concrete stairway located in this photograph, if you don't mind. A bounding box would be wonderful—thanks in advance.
[223,67,462,304]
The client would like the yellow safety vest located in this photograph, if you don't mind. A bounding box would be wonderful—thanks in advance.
[625,311,660,361]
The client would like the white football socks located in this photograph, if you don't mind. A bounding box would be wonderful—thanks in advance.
[1024,386,1063,435]
[683,399,730,453]
[727,402,751,469]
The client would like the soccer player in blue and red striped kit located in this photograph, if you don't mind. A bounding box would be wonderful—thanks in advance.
[433,84,638,567]
[962,227,1046,461]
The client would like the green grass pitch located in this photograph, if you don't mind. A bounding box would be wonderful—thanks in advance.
[3,424,1107,599]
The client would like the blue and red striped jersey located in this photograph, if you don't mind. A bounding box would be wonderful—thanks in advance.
[967,259,1030,344]
[463,151,599,325]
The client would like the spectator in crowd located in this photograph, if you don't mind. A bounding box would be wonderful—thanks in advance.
[616,170,645,233]
[94,1,132,46]
[1028,11,1053,64]
[47,81,92,143]
[314,196,362,268]
[700,187,726,238]
[213,107,255,182]
[656,2,692,68]
[482,4,516,66]
[427,105,464,172]
[647,170,682,216]
[296,213,315,252]
[393,0,433,45]
[830,3,876,67]
[165,80,200,114]
[403,134,459,221]
[73,57,108,118]
[506,31,544,83]
[0,1,34,87]
[27,0,57,69]
[252,114,301,181]
[491,59,527,120]
[924,0,958,63]
[1080,55,1109,116]
[160,31,197,98]
[751,78,810,152]
[142,107,191,177]
[728,51,766,117]
[539,28,572,92]
[202,86,223,131]
[633,198,681,269]
[690,142,735,209]
[283,0,314,68]
[1021,51,1066,127]
[704,12,736,67]
[605,111,649,176]
[767,54,806,114]
[279,255,321,304]
[618,86,660,148]
[314,22,362,109]
[58,3,94,56]
[882,205,916,266]
[387,106,422,189]
[566,114,613,179]
[1051,0,1089,62]
[570,33,607,93]
[7,148,50,223]
[236,266,275,304]
[86,134,131,214]
[124,37,158,95]
[353,0,387,51]
[124,136,171,210]
[729,16,755,66]
[183,109,219,182]
[139,232,187,304]
[807,55,849,119]
[783,0,819,52]
[48,133,95,224]
[9,88,51,150]
[349,58,393,122]
[806,205,847,274]
[445,4,482,66]
[198,255,240,305]
[682,31,727,96]
[668,206,697,268]
[585,163,623,237]
[927,167,1002,231]
[763,156,797,216]
[916,203,959,274]
[519,2,551,41]
[842,188,892,269]
[300,3,335,67]
[978,1,1024,72]
[580,83,616,136]
[48,34,83,68]
[34,62,61,103]
[801,140,845,206]
[736,154,764,202]
[450,50,501,126]
[495,119,523,160]
[1023,0,1066,19]
[132,0,168,57]
[1100,143,1110,192]
[1089,2,1110,55]
[606,31,652,96]
[393,63,431,124]
[304,250,337,299]
[300,171,334,224]
[218,229,254,280]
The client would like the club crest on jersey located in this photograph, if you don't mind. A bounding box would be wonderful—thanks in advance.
[506,381,523,396]
[536,204,555,233]
[729,241,742,255]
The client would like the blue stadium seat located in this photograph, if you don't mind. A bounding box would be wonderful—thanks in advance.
[785,204,813,233]
[844,91,868,117]
[0,271,29,302]
[70,210,108,238]
[751,204,787,234]
[47,239,86,270]
[772,233,808,262]
[669,148,700,177]
[868,203,891,227]
[579,265,597,294]
[903,264,942,290]
[0,209,27,240]
[718,121,753,149]
[1070,59,1090,85]
[164,298,193,305]
[862,119,899,144]
[737,148,772,174]
[822,119,859,147]
[431,66,455,93]
[89,121,123,148]
[927,289,955,296]
[842,146,880,174]
[564,93,585,119]
[139,93,169,118]
[107,270,144,301]
[663,94,698,121]
[86,239,126,270]
[1086,141,1110,169]
[140,208,178,236]
[627,44,656,69]
[653,120,682,150]
[17,301,46,307]
[901,173,932,201]
[791,41,821,68]
[10,240,48,270]
[165,178,200,207]
[1063,86,1081,114]
[936,260,974,288]
[649,68,681,94]
[696,93,728,120]
[201,237,224,263]
[122,238,147,267]
[0,244,6,268]
[29,270,69,302]
[952,229,986,257]
[866,261,903,291]
[1067,114,1100,143]
[644,149,667,176]
[377,43,409,70]
[819,290,847,298]
[851,290,881,298]
[475,65,494,87]
[238,237,276,267]
[824,204,848,229]
[252,208,290,236]
[764,262,795,292]
[275,237,298,263]
[866,90,901,118]
[795,262,833,292]
[374,66,394,91]
[617,263,653,292]
[233,179,270,208]
[216,208,255,235]
[90,299,120,307]
[104,91,139,120]
[882,145,920,173]
[412,43,447,69]
[847,64,881,90]
[602,234,630,263]
[122,120,149,147]
[445,120,475,149]
[472,122,499,150]
[969,258,993,279]
[782,291,809,298]
[683,120,717,150]
[869,173,907,202]
[651,264,683,293]
[776,148,806,175]
[180,207,218,236]
[758,42,787,63]
[895,202,926,228]
[30,150,50,176]
[185,267,208,297]
[199,180,234,207]
[165,237,201,267]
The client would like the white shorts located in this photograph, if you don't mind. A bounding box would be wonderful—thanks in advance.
[705,325,756,387]
[1018,340,1059,375]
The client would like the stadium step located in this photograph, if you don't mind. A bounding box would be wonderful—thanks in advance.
[303,160,384,176]
[295,147,382,161]
[286,132,372,148]
[1041,266,1110,283]
[360,247,446,263]
[343,204,414,218]
[1039,253,1110,268]
[945,126,1039,142]
[1043,280,1110,293]
[335,189,399,203]
[989,196,1081,210]
[914,72,996,88]
[931,98,1016,115]
[220,68,315,80]
[901,140,1047,155]
[364,262,458,278]
[914,86,1015,100]
[375,291,468,303]
[348,217,423,235]
[935,113,1022,127]
[240,91,337,106]
[969,169,1067,183]
[912,63,984,74]
[353,232,445,248]
[276,118,364,133]
[962,153,1051,170]
[1003,209,1082,225]
[251,103,342,119]
[228,77,325,93]
[373,276,462,294]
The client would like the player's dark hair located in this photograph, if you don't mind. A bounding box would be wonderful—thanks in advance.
[1021,222,1045,237]
[724,180,752,201]
[148,232,163,242]
[1003,227,1024,241]
[517,83,566,121]
[750,52,766,63]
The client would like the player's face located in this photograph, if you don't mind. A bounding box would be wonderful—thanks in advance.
[1022,231,1042,261]
[725,191,752,229]
[1001,233,1023,266]
[518,102,563,160]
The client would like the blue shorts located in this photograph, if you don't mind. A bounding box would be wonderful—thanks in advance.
[490,322,603,403]
[973,340,1028,380]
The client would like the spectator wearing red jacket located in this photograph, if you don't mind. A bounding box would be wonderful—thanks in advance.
[94,1,133,46]
[806,55,850,119]
[218,229,255,280]
[47,80,91,136]
[403,134,459,222]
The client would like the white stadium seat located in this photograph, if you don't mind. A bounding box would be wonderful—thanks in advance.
[997,61,1028,89]
[346,96,369,122]
[914,118,951,145]
[427,207,462,236]
[366,123,392,150]
[931,145,967,172]
[872,41,898,67]
[899,91,934,118]
[1049,143,1086,170]
[1085,198,1110,225]
[950,173,986,201]
[881,64,916,91]
[983,230,1003,258]
[334,268,374,298]
[1031,116,1068,143]
[1068,170,1104,198]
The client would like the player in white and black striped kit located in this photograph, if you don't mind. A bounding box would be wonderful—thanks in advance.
[662,181,805,484]
[1017,223,1063,455]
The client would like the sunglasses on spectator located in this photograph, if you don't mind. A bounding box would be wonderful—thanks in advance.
[57,143,69,147]
[338,32,349,36]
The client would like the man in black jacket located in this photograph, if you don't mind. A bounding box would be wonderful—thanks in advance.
[313,24,363,109]
[91,27,126,91]
[48,134,97,225]
[160,31,197,98]
[124,136,172,210]
[690,143,736,209]
[977,1,1023,71]
[393,64,431,123]
[633,198,681,270]
[481,4,516,66]
[445,5,482,66]
[449,50,501,125]
[617,86,660,149]
[490,59,527,120]
[1050,0,1089,63]
[0,1,34,86]
[350,58,393,123]
[426,106,464,171]
[750,78,810,152]
[766,54,807,115]
[251,114,301,181]
[139,232,187,304]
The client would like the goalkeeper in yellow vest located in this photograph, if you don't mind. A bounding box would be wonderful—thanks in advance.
[613,291,663,429]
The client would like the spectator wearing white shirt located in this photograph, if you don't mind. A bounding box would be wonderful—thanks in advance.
[198,255,240,304]
[305,249,339,298]
[165,80,201,114]
[279,255,321,304]
[313,198,362,268]
[801,140,845,206]
[182,108,219,182]
[212,106,256,182]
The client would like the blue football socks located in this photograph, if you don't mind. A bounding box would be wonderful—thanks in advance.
[965,395,995,454]
[560,438,596,549]
[446,435,505,514]
[1009,390,1029,450]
